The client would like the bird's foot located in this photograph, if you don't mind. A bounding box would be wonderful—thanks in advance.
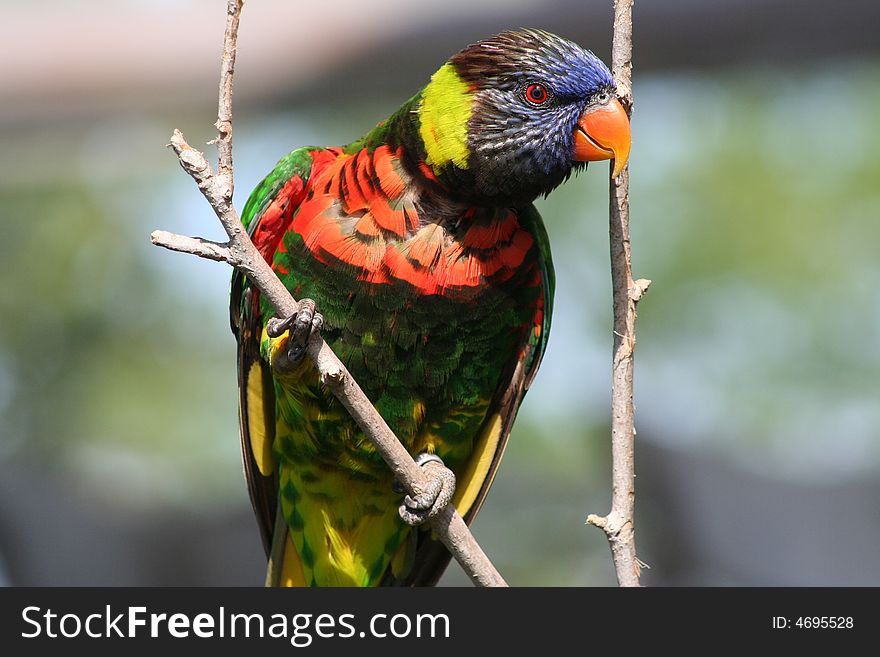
[397,454,456,526]
[266,299,324,373]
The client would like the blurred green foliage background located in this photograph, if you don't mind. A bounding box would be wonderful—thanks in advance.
[1,0,878,586]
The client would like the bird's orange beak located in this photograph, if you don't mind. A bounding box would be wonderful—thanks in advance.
[573,96,631,178]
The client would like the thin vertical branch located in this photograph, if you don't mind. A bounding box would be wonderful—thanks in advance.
[213,0,239,181]
[586,0,651,587]
[151,0,506,587]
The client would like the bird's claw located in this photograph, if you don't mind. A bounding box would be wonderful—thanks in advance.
[267,299,324,373]
[397,454,456,526]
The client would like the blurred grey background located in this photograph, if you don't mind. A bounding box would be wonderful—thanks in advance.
[1,0,878,586]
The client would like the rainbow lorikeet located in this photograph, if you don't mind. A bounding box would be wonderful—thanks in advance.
[231,28,630,586]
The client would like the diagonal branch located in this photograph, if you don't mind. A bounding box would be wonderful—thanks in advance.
[585,0,651,587]
[151,0,505,587]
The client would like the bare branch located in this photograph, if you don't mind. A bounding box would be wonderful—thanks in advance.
[153,0,506,587]
[213,0,238,181]
[586,0,650,587]
[150,231,234,264]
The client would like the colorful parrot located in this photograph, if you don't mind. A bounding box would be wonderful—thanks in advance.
[230,29,630,586]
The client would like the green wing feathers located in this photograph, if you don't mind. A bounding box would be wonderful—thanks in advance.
[231,147,319,555]
[403,204,554,585]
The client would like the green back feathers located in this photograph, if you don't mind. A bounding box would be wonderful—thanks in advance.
[240,147,318,231]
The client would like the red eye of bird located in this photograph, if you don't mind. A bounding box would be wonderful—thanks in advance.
[525,83,549,105]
